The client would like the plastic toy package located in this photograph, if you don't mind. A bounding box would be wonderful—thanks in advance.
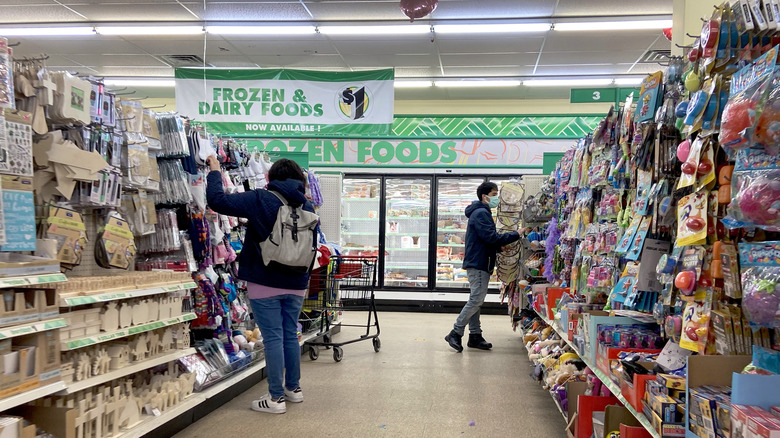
[738,241,780,329]
[723,147,780,231]
[719,46,778,153]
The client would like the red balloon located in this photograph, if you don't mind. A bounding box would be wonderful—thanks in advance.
[663,27,673,41]
[400,0,438,22]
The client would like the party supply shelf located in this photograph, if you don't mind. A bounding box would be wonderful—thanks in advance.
[61,313,196,351]
[59,281,197,307]
[531,308,661,438]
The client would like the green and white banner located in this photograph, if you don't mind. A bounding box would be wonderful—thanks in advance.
[247,138,574,168]
[174,68,394,136]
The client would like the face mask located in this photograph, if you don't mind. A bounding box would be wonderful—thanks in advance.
[487,195,499,208]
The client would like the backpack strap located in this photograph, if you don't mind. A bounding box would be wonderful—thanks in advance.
[267,190,288,206]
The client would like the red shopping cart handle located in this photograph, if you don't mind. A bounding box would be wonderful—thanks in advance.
[331,255,378,261]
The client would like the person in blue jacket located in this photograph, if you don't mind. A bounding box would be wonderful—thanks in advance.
[445,181,520,352]
[206,156,314,414]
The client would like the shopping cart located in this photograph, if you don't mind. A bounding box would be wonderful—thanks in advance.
[303,255,380,362]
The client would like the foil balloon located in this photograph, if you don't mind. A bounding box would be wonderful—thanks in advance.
[663,27,673,41]
[400,0,438,22]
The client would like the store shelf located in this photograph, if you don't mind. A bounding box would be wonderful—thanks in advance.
[61,348,198,394]
[0,273,67,289]
[0,318,67,340]
[60,281,197,307]
[437,228,466,233]
[114,327,331,438]
[436,260,463,264]
[342,231,379,236]
[532,308,661,438]
[438,243,465,247]
[343,198,380,202]
[342,246,378,251]
[385,265,427,269]
[341,218,379,221]
[386,247,427,251]
[62,313,196,351]
[0,381,67,412]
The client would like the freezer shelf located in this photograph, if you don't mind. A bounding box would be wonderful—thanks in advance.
[384,178,431,288]
[436,178,482,289]
[341,178,381,258]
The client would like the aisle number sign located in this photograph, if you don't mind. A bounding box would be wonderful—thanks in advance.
[175,68,394,136]
[570,88,617,103]
[247,138,572,167]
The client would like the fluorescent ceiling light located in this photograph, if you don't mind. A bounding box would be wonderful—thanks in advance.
[318,25,430,35]
[96,26,204,36]
[435,79,521,88]
[394,80,434,88]
[206,25,316,35]
[524,78,613,87]
[0,27,95,36]
[435,23,551,34]
[614,77,645,86]
[555,19,673,31]
[104,78,175,87]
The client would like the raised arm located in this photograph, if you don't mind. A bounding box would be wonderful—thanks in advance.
[205,156,257,218]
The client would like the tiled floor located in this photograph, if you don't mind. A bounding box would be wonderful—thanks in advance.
[173,311,570,437]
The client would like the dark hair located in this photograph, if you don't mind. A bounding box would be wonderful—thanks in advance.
[477,181,498,200]
[268,158,306,183]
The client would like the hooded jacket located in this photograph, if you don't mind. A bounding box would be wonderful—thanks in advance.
[462,200,520,273]
[206,170,315,290]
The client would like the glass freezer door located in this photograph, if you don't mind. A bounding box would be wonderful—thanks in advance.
[340,178,381,258]
[435,178,483,289]
[384,178,431,288]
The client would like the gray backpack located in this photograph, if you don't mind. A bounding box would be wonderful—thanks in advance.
[259,191,319,273]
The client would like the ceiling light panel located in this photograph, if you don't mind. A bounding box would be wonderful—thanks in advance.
[95,26,204,36]
[206,25,316,35]
[435,79,521,88]
[0,27,95,36]
[394,80,434,88]
[318,25,430,36]
[434,23,551,34]
[523,78,613,87]
[554,19,673,31]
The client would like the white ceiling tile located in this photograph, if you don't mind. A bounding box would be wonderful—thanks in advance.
[14,37,148,55]
[433,0,556,19]
[200,2,312,20]
[302,1,410,21]
[0,4,85,22]
[553,0,673,17]
[543,32,662,52]
[249,54,347,68]
[117,36,237,56]
[65,54,169,67]
[66,3,199,21]
[341,54,437,68]
[443,65,534,76]
[94,66,174,76]
[440,53,539,66]
[539,50,646,65]
[203,55,259,67]
[435,36,545,54]
[225,37,337,56]
[534,64,635,75]
[333,39,434,55]
[395,66,441,77]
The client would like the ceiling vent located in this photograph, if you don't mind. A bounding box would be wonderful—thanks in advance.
[160,54,212,67]
[637,49,671,64]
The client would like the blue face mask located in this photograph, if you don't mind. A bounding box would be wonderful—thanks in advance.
[487,195,499,208]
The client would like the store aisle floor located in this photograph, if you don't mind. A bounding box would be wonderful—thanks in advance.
[173,312,569,438]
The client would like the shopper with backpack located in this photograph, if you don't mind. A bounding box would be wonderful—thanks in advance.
[206,156,318,414]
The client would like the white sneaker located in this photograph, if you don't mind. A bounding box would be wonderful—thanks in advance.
[284,387,303,403]
[251,394,286,414]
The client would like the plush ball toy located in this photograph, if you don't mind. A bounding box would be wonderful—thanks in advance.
[735,173,780,228]
[755,85,780,154]
[742,276,780,327]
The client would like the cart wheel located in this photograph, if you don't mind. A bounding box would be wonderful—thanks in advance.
[372,337,381,352]
[333,346,343,362]
[323,334,331,349]
[309,347,319,361]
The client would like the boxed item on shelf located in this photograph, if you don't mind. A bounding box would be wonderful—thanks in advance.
[0,329,61,400]
[642,401,685,438]
[0,290,40,327]
[0,254,60,278]
[581,311,649,363]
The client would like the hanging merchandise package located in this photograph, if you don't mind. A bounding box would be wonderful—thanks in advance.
[677,136,703,189]
[679,289,713,354]
[44,204,87,268]
[123,139,150,188]
[636,71,663,123]
[0,38,12,109]
[719,45,778,153]
[739,241,780,329]
[143,109,161,150]
[95,214,137,269]
[723,146,780,231]
[677,191,708,246]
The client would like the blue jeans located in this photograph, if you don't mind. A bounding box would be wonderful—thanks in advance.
[250,294,304,399]
[453,269,490,336]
